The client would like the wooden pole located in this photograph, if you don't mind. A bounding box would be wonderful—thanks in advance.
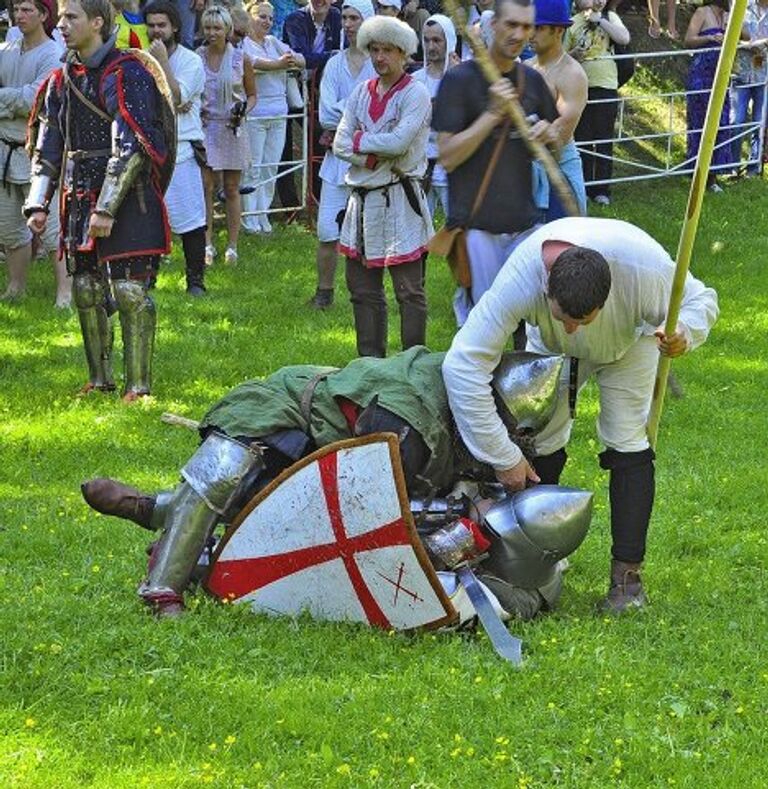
[443,0,580,217]
[646,0,747,448]
[161,412,201,431]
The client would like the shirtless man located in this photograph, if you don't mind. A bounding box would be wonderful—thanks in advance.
[529,0,588,220]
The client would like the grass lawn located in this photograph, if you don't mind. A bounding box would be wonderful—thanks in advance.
[2,176,767,788]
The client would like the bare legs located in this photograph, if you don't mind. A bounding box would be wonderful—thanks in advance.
[222,170,242,253]
[53,252,72,308]
[1,243,31,300]
[1,244,70,308]
[203,168,243,262]
[647,0,677,39]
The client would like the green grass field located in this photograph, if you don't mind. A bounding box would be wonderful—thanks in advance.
[2,176,767,788]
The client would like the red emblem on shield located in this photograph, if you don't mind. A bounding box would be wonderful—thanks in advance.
[205,434,456,631]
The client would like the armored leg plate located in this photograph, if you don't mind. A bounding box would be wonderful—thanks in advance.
[114,279,156,397]
[139,433,264,610]
[73,273,115,390]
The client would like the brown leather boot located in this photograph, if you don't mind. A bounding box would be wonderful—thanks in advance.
[81,478,157,530]
[599,560,648,614]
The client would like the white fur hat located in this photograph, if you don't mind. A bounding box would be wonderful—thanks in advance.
[357,15,419,56]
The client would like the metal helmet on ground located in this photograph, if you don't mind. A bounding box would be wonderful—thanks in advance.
[491,352,564,433]
[482,485,593,594]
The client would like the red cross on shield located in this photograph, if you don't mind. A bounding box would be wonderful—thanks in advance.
[205,434,456,631]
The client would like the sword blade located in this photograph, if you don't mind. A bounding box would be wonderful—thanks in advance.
[457,565,523,666]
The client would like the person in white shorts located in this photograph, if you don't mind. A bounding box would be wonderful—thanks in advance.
[0,0,69,307]
[308,0,375,310]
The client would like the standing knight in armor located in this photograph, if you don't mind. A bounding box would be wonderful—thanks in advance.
[25,0,176,401]
[81,347,592,620]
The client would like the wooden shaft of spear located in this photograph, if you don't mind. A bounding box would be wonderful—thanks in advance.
[443,0,580,217]
[161,412,201,431]
[646,0,746,449]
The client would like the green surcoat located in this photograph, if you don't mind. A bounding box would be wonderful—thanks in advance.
[200,347,457,492]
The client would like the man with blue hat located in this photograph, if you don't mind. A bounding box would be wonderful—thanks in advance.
[529,0,588,221]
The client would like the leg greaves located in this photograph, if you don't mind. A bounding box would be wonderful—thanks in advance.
[114,279,156,397]
[139,433,265,610]
[73,272,115,391]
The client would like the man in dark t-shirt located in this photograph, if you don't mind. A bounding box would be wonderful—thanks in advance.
[432,0,558,326]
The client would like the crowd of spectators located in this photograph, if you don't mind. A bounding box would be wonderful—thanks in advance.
[1,0,766,327]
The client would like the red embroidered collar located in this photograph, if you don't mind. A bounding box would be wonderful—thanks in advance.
[367,73,411,123]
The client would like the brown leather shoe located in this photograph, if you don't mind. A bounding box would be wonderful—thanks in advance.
[81,478,157,530]
[598,560,648,614]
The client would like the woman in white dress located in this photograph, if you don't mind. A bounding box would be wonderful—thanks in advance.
[198,5,257,264]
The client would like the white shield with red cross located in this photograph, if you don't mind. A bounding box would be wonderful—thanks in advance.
[205,434,456,631]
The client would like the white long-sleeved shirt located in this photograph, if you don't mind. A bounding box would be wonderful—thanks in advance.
[169,44,205,155]
[442,217,720,471]
[318,49,375,186]
[0,36,62,183]
[333,74,431,188]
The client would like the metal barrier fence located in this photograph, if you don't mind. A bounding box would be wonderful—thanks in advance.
[241,51,767,214]
[578,45,767,189]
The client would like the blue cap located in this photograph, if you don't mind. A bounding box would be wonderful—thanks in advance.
[535,0,573,26]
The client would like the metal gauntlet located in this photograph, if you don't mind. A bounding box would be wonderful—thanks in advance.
[95,152,146,218]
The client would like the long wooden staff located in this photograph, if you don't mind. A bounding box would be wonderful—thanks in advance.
[646,0,747,448]
[443,0,580,217]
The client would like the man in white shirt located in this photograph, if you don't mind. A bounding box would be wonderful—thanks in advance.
[413,13,458,218]
[0,0,68,306]
[146,1,208,296]
[442,218,719,612]
[309,0,375,310]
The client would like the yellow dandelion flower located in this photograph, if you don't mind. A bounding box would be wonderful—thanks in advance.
[406,756,416,765]
[208,742,218,752]
[336,763,351,775]
[92,564,100,573]
[450,748,462,758]
[736,706,744,714]
[225,734,237,745]
[474,676,483,684]
[25,717,36,728]
[369,768,380,778]
[154,726,163,735]
[466,747,475,757]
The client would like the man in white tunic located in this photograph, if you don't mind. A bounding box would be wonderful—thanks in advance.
[309,0,376,310]
[0,0,68,305]
[442,218,719,612]
[413,13,458,219]
[146,1,208,296]
[334,15,432,357]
